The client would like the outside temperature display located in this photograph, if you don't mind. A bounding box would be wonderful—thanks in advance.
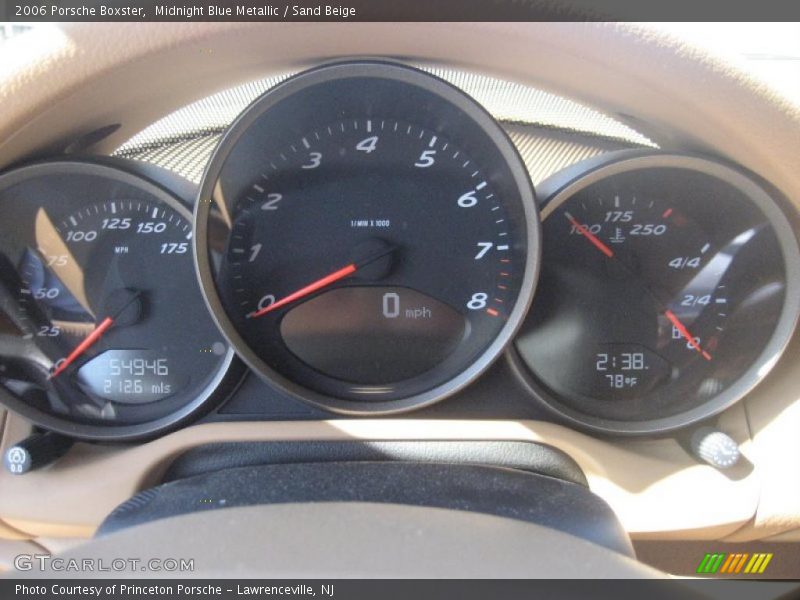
[593,345,670,399]
[515,156,800,432]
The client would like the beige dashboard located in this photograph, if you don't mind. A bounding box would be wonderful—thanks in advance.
[1,21,800,555]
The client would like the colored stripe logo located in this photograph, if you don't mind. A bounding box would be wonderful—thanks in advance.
[696,553,773,575]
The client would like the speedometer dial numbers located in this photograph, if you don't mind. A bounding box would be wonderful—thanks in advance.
[195,62,539,413]
[513,153,800,434]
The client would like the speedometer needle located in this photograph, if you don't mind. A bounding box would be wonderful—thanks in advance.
[248,245,396,319]
[49,289,142,379]
[49,317,114,379]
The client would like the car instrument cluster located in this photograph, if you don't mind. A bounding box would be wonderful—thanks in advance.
[0,61,797,439]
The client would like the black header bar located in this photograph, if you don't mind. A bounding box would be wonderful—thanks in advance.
[1,0,800,22]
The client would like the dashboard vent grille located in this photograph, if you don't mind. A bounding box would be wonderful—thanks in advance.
[114,66,652,185]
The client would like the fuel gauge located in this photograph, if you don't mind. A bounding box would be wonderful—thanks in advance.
[513,153,800,434]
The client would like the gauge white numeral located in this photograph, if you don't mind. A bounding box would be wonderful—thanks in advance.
[43,254,68,267]
[136,222,167,234]
[604,211,633,222]
[257,294,276,311]
[458,191,478,208]
[382,292,400,319]
[33,287,60,300]
[37,325,60,337]
[301,152,322,169]
[569,223,601,235]
[672,326,703,350]
[681,294,711,307]
[66,230,97,242]
[630,224,666,236]
[356,136,379,154]
[474,242,493,259]
[160,242,188,254]
[467,292,488,310]
[249,243,262,263]
[101,218,132,230]
[668,256,702,269]
[414,149,436,168]
[261,193,283,211]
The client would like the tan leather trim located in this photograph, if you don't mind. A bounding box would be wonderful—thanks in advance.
[0,519,33,541]
[0,408,756,540]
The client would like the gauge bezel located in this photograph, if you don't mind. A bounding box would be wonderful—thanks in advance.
[509,151,800,435]
[0,160,239,441]
[194,60,540,415]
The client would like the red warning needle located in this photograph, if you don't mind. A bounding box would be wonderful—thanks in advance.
[565,212,614,258]
[248,264,357,319]
[665,310,712,361]
[248,244,397,319]
[49,317,114,379]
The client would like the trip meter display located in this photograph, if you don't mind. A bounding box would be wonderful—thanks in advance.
[0,161,235,439]
[195,61,539,413]
[76,350,187,404]
[513,153,800,434]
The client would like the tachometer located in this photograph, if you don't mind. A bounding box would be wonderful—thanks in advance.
[195,61,539,413]
[512,153,800,434]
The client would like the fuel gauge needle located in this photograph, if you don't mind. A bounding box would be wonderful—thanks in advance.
[564,211,712,361]
[665,310,713,361]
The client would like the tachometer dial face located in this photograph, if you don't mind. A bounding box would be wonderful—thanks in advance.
[0,162,235,439]
[195,62,539,413]
[513,154,800,433]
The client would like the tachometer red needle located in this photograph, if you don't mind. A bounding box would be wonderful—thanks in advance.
[49,316,114,379]
[664,310,712,361]
[248,264,358,319]
[565,211,614,258]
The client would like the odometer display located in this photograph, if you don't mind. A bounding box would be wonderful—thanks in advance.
[195,62,539,413]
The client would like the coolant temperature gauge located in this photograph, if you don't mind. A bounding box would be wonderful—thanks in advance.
[514,154,800,434]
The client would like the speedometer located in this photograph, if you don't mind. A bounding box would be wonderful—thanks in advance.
[0,161,236,439]
[512,152,800,434]
[195,61,539,413]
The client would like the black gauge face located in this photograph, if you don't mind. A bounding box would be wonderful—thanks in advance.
[196,62,539,413]
[0,162,234,439]
[513,154,800,433]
